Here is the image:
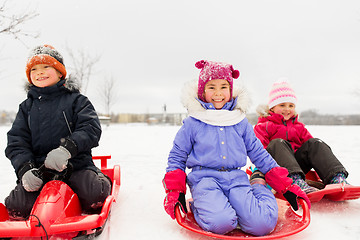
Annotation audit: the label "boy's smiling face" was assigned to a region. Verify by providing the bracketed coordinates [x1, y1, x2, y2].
[203, 79, 231, 109]
[30, 64, 63, 88]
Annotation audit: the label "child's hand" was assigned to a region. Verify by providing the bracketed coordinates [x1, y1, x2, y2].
[44, 146, 71, 172]
[164, 191, 187, 219]
[22, 169, 43, 192]
[162, 169, 187, 219]
[282, 184, 310, 210]
[265, 167, 311, 210]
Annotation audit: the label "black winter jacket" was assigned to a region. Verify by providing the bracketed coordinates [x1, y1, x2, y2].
[5, 78, 101, 179]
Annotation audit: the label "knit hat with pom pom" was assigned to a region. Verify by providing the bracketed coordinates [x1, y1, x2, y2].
[195, 60, 240, 102]
[268, 78, 297, 109]
[25, 44, 67, 84]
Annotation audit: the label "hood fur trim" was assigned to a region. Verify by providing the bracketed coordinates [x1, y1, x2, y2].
[181, 79, 251, 126]
[256, 104, 270, 117]
[181, 79, 251, 113]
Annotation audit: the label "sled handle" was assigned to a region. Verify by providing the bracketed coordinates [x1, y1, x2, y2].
[175, 204, 189, 226]
[297, 198, 311, 224]
[33, 163, 73, 183]
[92, 155, 111, 169]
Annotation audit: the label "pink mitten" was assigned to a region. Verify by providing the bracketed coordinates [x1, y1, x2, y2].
[162, 169, 187, 219]
[265, 167, 311, 210]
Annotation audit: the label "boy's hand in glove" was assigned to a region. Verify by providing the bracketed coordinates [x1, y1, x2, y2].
[162, 169, 187, 219]
[45, 138, 77, 172]
[265, 167, 311, 210]
[22, 169, 43, 192]
[44, 146, 71, 172]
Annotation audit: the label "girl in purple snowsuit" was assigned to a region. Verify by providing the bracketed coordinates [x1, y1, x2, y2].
[162, 60, 310, 236]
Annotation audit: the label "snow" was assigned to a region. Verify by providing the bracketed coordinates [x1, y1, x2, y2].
[0, 124, 360, 239]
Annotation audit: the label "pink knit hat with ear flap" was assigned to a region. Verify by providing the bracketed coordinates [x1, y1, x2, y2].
[268, 78, 297, 109]
[195, 60, 240, 102]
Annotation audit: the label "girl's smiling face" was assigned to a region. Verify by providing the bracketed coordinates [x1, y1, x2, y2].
[30, 64, 63, 88]
[271, 102, 296, 120]
[203, 79, 231, 109]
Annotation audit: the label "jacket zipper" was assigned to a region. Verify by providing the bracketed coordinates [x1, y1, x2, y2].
[283, 120, 288, 141]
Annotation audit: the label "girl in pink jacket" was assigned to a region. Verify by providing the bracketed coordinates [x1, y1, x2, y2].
[254, 79, 349, 193]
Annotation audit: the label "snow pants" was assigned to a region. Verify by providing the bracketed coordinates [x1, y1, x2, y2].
[187, 168, 278, 236]
[266, 138, 348, 184]
[5, 168, 111, 218]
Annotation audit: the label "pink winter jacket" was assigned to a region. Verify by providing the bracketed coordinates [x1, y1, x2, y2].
[254, 111, 313, 152]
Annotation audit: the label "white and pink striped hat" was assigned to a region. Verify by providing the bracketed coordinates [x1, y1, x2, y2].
[268, 78, 297, 109]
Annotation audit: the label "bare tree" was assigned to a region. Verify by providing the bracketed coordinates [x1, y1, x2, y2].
[0, 0, 39, 44]
[0, 1, 39, 78]
[66, 45, 101, 94]
[99, 76, 118, 116]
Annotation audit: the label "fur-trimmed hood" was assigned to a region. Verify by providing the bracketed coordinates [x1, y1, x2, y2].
[256, 104, 271, 117]
[180, 79, 251, 126]
[24, 74, 81, 93]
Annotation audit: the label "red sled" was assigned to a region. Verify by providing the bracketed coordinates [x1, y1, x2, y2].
[175, 198, 310, 240]
[0, 155, 120, 239]
[303, 170, 360, 202]
[246, 167, 360, 203]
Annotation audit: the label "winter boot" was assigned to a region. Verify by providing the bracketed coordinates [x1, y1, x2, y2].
[289, 173, 317, 194]
[250, 170, 266, 186]
[329, 172, 349, 185]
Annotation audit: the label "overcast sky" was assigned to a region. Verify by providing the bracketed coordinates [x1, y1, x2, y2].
[1, 0, 360, 115]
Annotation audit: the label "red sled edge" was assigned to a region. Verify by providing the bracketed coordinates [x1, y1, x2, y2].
[308, 184, 360, 202]
[248, 167, 360, 203]
[175, 198, 310, 240]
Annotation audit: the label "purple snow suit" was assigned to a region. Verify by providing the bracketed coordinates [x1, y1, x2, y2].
[166, 81, 280, 236]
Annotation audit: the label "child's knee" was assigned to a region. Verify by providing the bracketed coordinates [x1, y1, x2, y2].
[204, 211, 238, 235]
[240, 211, 278, 236]
[87, 175, 111, 209]
[5, 200, 33, 219]
[72, 170, 112, 211]
[5, 184, 38, 218]
[248, 218, 276, 236]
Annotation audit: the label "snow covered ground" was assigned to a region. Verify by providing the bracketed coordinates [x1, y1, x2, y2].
[0, 123, 359, 240]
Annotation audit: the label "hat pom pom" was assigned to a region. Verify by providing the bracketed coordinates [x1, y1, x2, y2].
[195, 60, 206, 69]
[43, 44, 55, 49]
[232, 69, 240, 79]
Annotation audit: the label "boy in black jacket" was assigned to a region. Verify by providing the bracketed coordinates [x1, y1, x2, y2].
[4, 45, 111, 218]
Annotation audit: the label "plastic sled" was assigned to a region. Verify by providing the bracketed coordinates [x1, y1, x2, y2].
[274, 170, 360, 203]
[0, 155, 120, 239]
[175, 198, 310, 240]
[246, 167, 360, 203]
[303, 170, 360, 202]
